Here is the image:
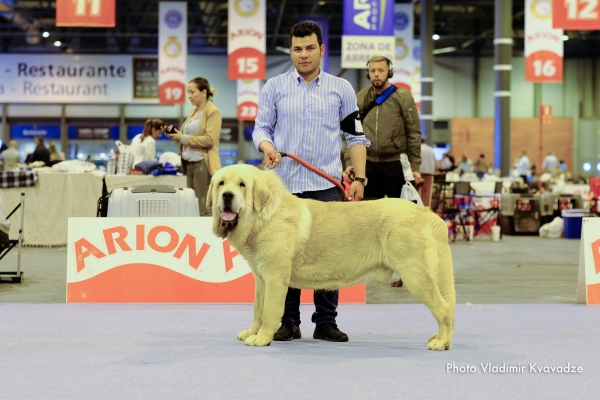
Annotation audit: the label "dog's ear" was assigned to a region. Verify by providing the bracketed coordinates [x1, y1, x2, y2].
[206, 179, 214, 209]
[252, 175, 272, 212]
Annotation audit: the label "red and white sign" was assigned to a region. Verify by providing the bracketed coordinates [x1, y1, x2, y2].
[158, 2, 187, 104]
[56, 0, 115, 27]
[236, 79, 261, 121]
[390, 3, 414, 92]
[553, 0, 600, 30]
[540, 105, 553, 124]
[67, 218, 365, 303]
[525, 0, 564, 83]
[228, 0, 266, 80]
[577, 218, 600, 305]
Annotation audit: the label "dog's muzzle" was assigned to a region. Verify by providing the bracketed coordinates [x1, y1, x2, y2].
[220, 191, 238, 228]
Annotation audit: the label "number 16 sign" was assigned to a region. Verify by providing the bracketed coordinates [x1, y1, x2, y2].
[525, 0, 564, 83]
[228, 0, 266, 80]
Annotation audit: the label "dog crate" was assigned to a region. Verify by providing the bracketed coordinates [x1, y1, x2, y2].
[513, 198, 540, 233]
[107, 185, 199, 217]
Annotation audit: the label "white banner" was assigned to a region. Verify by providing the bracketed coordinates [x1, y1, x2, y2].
[158, 2, 187, 104]
[0, 54, 132, 103]
[236, 79, 261, 121]
[228, 0, 266, 80]
[525, 0, 563, 82]
[390, 3, 414, 92]
[412, 39, 422, 111]
[341, 36, 395, 69]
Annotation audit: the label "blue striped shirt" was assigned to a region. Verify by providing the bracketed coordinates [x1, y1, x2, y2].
[253, 69, 370, 194]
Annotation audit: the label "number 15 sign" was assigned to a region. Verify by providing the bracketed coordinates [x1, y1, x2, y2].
[228, 0, 266, 80]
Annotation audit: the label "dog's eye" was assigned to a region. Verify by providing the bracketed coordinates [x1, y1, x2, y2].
[218, 181, 224, 186]
[240, 182, 245, 187]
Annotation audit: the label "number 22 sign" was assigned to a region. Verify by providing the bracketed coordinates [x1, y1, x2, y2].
[554, 0, 600, 30]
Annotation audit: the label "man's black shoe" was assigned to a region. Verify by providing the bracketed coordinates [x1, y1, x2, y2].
[313, 323, 349, 342]
[273, 322, 301, 341]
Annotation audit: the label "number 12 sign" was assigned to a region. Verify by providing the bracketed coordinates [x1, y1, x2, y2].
[554, 0, 600, 30]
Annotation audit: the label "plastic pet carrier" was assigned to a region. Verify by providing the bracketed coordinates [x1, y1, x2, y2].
[107, 185, 199, 217]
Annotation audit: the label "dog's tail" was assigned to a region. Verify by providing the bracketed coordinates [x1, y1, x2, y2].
[431, 213, 456, 315]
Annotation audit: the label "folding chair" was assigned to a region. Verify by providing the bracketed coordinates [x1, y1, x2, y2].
[472, 181, 502, 239]
[439, 181, 473, 242]
[431, 173, 451, 213]
[0, 193, 25, 283]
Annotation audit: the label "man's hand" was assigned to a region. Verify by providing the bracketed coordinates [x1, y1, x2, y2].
[343, 166, 355, 180]
[166, 128, 182, 143]
[413, 171, 423, 186]
[349, 180, 364, 202]
[259, 141, 282, 169]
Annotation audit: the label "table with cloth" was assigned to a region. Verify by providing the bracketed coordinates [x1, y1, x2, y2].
[0, 170, 104, 246]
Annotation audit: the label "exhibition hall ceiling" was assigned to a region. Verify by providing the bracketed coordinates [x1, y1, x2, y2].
[0, 0, 599, 58]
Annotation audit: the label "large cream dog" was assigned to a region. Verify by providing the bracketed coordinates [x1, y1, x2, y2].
[207, 164, 456, 350]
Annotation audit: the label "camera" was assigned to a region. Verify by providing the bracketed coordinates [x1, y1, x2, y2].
[163, 124, 178, 134]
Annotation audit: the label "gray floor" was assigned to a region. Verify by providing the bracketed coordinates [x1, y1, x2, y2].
[0, 235, 582, 304]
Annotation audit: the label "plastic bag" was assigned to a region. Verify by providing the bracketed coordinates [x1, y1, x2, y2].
[400, 153, 424, 206]
[115, 140, 134, 175]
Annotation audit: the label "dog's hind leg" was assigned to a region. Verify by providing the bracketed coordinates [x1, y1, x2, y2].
[238, 275, 265, 342]
[244, 277, 289, 347]
[390, 246, 454, 350]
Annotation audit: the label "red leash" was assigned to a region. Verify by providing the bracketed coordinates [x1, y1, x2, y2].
[278, 152, 352, 201]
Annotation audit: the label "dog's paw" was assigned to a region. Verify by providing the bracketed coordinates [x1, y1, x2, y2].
[244, 334, 272, 347]
[428, 333, 438, 343]
[427, 338, 451, 351]
[237, 330, 253, 341]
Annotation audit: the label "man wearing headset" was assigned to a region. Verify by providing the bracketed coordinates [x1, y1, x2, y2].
[344, 55, 423, 200]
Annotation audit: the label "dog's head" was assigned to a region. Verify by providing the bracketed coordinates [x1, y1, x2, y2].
[207, 164, 273, 238]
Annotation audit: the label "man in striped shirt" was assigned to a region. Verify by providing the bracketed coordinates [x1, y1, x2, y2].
[253, 21, 370, 343]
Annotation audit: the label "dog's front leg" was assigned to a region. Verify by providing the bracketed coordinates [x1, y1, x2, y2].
[238, 275, 265, 341]
[244, 276, 288, 347]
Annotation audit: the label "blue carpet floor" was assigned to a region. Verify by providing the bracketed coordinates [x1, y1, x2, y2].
[1, 304, 598, 399]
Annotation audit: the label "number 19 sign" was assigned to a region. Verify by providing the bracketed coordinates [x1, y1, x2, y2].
[228, 0, 266, 80]
[525, 0, 564, 83]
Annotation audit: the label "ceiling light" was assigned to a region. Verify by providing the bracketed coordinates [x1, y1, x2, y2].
[54, 41, 61, 47]
[318, 1, 326, 5]
[432, 34, 440, 40]
[433, 46, 457, 55]
[562, 35, 569, 41]
[275, 46, 290, 54]
[596, 162, 600, 171]
[42, 32, 49, 38]
[583, 162, 591, 172]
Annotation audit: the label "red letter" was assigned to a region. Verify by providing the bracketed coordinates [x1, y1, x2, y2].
[173, 234, 210, 270]
[136, 224, 145, 250]
[74, 238, 106, 272]
[102, 226, 132, 255]
[592, 239, 600, 275]
[147, 226, 179, 253]
[223, 240, 239, 273]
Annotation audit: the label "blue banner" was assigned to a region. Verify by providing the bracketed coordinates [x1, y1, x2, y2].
[343, 0, 394, 36]
[10, 125, 61, 140]
[68, 126, 120, 140]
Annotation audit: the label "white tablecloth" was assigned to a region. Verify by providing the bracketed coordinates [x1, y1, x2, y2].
[0, 172, 104, 246]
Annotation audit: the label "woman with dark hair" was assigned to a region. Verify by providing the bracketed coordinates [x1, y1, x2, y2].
[130, 118, 165, 165]
[165, 76, 222, 216]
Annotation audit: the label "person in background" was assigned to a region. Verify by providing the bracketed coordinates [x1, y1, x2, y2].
[438, 152, 455, 173]
[131, 118, 165, 166]
[49, 141, 65, 164]
[0, 140, 21, 170]
[455, 155, 474, 176]
[542, 151, 560, 175]
[253, 21, 368, 343]
[515, 150, 531, 183]
[559, 160, 567, 172]
[166, 77, 222, 216]
[344, 55, 422, 199]
[474, 153, 488, 180]
[30, 136, 51, 166]
[420, 139, 437, 175]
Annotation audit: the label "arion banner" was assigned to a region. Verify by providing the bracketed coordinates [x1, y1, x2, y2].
[390, 3, 414, 92]
[577, 218, 600, 305]
[525, 0, 564, 83]
[553, 0, 600, 30]
[228, 0, 266, 80]
[67, 218, 365, 303]
[158, 1, 187, 104]
[237, 79, 261, 121]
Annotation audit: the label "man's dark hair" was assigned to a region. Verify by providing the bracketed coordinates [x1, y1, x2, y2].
[289, 21, 323, 47]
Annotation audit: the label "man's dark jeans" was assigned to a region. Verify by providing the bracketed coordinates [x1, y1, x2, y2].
[281, 186, 341, 327]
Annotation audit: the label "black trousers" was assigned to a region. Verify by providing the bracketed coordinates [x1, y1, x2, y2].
[281, 186, 341, 327]
[363, 160, 407, 200]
